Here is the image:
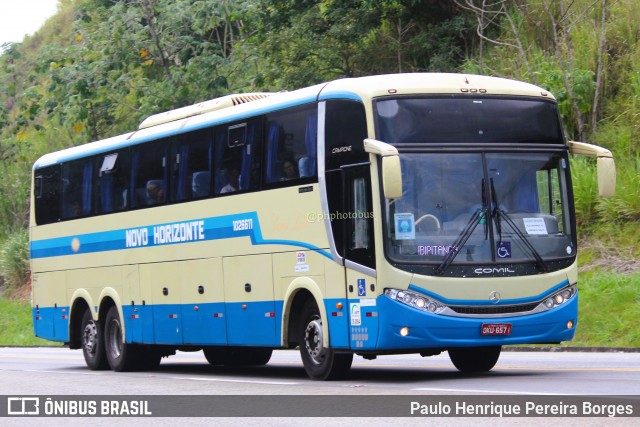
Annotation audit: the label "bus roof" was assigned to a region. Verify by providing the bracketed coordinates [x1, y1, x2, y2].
[33, 73, 554, 169]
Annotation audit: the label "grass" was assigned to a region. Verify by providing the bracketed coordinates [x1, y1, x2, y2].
[0, 297, 61, 346]
[572, 271, 640, 347]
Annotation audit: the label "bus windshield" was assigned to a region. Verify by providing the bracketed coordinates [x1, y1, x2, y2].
[386, 153, 575, 270]
[375, 97, 563, 145]
[382, 146, 574, 269]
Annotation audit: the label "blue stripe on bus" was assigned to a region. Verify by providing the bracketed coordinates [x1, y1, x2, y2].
[30, 212, 333, 260]
[408, 279, 570, 306]
[34, 298, 351, 348]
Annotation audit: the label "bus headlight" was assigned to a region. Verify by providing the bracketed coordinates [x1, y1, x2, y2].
[543, 285, 577, 310]
[384, 289, 445, 314]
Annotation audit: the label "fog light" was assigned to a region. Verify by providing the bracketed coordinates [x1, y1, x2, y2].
[400, 327, 409, 337]
[567, 320, 574, 329]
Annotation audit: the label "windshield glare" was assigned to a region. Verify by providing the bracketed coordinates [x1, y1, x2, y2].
[384, 152, 574, 266]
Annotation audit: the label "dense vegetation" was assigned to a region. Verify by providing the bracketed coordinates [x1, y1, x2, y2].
[0, 0, 638, 345]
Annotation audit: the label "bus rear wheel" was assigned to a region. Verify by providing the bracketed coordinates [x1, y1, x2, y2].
[104, 306, 143, 372]
[80, 309, 109, 370]
[448, 346, 501, 373]
[298, 300, 352, 380]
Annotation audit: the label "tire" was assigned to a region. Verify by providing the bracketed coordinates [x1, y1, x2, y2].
[298, 300, 352, 380]
[448, 346, 501, 373]
[104, 306, 142, 372]
[80, 309, 109, 370]
[204, 348, 272, 366]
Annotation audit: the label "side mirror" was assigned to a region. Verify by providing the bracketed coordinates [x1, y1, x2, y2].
[568, 141, 616, 198]
[364, 139, 403, 199]
[597, 156, 616, 198]
[381, 156, 403, 199]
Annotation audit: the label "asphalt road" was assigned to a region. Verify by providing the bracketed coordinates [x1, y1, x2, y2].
[0, 346, 638, 426]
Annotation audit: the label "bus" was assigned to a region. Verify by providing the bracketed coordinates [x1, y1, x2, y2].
[30, 73, 616, 380]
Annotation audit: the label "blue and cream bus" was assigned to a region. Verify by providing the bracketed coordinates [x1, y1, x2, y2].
[30, 73, 615, 380]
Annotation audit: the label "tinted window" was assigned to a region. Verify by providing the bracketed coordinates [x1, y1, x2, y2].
[375, 97, 563, 145]
[325, 100, 368, 170]
[174, 130, 212, 201]
[214, 120, 261, 194]
[61, 160, 93, 219]
[131, 141, 168, 207]
[34, 165, 60, 225]
[264, 104, 317, 183]
[97, 151, 130, 213]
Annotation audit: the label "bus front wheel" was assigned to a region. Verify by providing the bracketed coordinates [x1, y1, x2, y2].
[298, 300, 352, 380]
[80, 309, 109, 370]
[448, 346, 501, 373]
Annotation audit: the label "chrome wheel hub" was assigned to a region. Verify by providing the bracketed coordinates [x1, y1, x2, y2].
[304, 317, 325, 364]
[82, 321, 98, 355]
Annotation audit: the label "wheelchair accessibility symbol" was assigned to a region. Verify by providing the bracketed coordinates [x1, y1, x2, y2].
[497, 241, 511, 258]
[357, 279, 366, 296]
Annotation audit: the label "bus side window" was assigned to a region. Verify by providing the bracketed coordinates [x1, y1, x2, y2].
[61, 160, 93, 220]
[174, 129, 212, 201]
[34, 165, 61, 225]
[264, 104, 317, 184]
[324, 100, 367, 170]
[131, 141, 168, 207]
[214, 120, 261, 194]
[98, 151, 130, 213]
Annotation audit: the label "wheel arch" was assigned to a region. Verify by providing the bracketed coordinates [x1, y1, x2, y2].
[97, 288, 122, 339]
[281, 277, 328, 348]
[68, 289, 94, 349]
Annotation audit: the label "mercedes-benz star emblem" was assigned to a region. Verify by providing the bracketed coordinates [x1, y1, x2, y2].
[490, 291, 501, 304]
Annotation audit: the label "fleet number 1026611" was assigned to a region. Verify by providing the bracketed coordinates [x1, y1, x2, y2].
[232, 218, 253, 231]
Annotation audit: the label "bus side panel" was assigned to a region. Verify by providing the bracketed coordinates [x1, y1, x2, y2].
[180, 258, 227, 345]
[224, 254, 278, 346]
[120, 264, 143, 342]
[143, 262, 183, 345]
[346, 270, 379, 350]
[32, 271, 67, 342]
[323, 259, 349, 349]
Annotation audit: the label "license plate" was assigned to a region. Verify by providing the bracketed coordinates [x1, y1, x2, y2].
[481, 323, 512, 335]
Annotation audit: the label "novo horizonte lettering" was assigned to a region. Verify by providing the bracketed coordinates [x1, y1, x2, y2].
[125, 220, 205, 248]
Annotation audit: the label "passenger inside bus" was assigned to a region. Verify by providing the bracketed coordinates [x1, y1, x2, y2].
[145, 180, 165, 204]
[220, 168, 240, 193]
[281, 159, 298, 180]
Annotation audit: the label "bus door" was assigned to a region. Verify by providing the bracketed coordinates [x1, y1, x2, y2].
[341, 164, 379, 350]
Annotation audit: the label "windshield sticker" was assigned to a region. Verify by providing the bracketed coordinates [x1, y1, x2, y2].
[394, 213, 415, 240]
[497, 241, 512, 258]
[523, 217, 548, 235]
[418, 245, 454, 256]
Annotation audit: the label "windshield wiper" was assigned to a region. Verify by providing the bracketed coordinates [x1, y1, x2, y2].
[490, 178, 548, 272]
[434, 179, 488, 276]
